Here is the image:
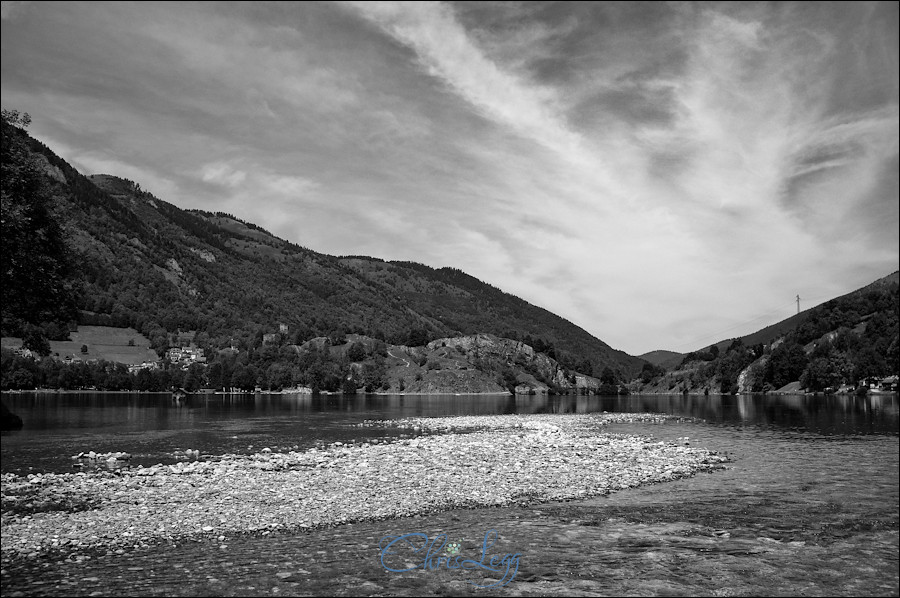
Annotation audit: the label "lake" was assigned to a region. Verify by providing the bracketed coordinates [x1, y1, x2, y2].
[1, 392, 898, 596]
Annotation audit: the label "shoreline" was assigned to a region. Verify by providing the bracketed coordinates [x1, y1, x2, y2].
[0, 413, 728, 560]
[1, 389, 516, 396]
[6, 388, 894, 397]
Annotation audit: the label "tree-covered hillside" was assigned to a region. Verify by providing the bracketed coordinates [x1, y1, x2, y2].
[0, 115, 643, 381]
[1, 111, 78, 335]
[635, 272, 899, 394]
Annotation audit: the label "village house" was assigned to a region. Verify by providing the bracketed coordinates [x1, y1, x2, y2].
[861, 376, 899, 392]
[166, 347, 206, 365]
[127, 361, 160, 375]
[878, 375, 898, 392]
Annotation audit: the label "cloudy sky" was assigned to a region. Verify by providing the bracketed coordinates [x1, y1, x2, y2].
[2, 1, 898, 355]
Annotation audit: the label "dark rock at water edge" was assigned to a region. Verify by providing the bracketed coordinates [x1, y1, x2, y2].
[1, 400, 24, 430]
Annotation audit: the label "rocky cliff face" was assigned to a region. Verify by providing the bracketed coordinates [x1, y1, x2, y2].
[418, 333, 598, 394]
[429, 334, 559, 379]
[399, 369, 507, 394]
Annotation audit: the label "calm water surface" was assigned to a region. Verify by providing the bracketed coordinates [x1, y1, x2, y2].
[1, 392, 898, 596]
[2, 392, 896, 474]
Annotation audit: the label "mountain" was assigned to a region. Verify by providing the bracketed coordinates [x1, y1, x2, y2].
[634, 271, 899, 394]
[0, 117, 644, 385]
[638, 350, 684, 370]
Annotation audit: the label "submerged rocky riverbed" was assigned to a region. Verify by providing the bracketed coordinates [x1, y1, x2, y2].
[1, 413, 727, 561]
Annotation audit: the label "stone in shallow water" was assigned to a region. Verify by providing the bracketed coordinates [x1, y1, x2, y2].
[275, 570, 309, 582]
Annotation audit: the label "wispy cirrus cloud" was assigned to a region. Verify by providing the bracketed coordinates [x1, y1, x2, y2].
[341, 1, 898, 352]
[343, 2, 587, 160]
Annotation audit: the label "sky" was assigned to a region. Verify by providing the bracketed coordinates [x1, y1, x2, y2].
[2, 1, 898, 356]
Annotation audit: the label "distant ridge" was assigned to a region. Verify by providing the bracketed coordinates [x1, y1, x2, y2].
[638, 350, 684, 370]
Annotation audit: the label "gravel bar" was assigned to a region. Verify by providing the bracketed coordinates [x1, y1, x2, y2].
[1, 413, 727, 560]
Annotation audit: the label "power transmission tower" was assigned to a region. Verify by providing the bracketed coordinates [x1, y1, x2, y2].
[796, 295, 800, 314]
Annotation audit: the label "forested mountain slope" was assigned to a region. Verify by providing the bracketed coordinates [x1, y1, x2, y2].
[1, 118, 643, 379]
[634, 271, 899, 394]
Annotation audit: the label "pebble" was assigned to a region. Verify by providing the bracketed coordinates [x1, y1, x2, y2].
[1, 413, 727, 559]
[71, 452, 131, 462]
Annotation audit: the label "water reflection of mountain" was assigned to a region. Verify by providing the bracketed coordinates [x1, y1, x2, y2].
[2, 392, 897, 436]
[455, 393, 898, 435]
[603, 394, 899, 435]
